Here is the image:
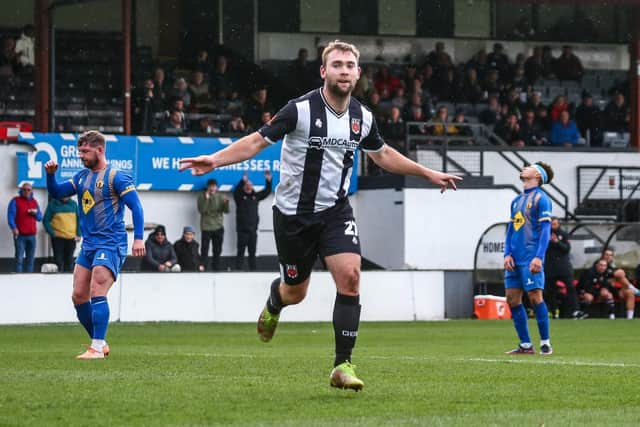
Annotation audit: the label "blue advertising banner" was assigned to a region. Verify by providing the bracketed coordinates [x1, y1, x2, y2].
[16, 133, 359, 193]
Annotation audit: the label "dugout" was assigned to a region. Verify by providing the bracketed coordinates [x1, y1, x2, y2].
[473, 221, 640, 317]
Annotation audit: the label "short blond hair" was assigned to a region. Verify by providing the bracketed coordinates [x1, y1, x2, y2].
[321, 40, 360, 66]
[77, 130, 105, 148]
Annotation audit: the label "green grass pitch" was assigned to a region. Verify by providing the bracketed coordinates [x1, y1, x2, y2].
[1, 320, 639, 426]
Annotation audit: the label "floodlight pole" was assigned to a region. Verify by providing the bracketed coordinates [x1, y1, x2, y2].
[123, 0, 132, 135]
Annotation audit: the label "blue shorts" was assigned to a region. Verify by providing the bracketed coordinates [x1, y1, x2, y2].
[505, 265, 545, 292]
[76, 247, 127, 280]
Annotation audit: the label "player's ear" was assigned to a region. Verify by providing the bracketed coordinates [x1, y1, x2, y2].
[319, 64, 326, 80]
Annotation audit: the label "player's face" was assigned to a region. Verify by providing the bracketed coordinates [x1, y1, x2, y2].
[519, 167, 539, 189]
[321, 49, 360, 97]
[78, 144, 103, 170]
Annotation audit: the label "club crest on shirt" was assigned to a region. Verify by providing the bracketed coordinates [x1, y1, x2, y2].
[315, 118, 323, 128]
[286, 264, 298, 279]
[526, 202, 532, 209]
[513, 211, 525, 231]
[351, 118, 361, 134]
[96, 180, 104, 189]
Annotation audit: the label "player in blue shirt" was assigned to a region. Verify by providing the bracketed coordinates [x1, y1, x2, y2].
[503, 162, 554, 355]
[45, 131, 145, 359]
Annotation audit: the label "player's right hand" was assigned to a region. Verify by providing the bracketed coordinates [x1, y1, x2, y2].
[44, 160, 58, 174]
[178, 155, 215, 176]
[504, 255, 515, 272]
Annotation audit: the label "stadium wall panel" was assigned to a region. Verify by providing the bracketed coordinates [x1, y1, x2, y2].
[0, 271, 444, 324]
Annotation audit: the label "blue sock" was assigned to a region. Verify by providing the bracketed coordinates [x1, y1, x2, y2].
[511, 304, 531, 345]
[534, 302, 550, 341]
[74, 301, 93, 338]
[90, 296, 110, 340]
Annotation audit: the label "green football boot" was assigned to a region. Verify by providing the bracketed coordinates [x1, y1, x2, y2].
[257, 306, 279, 342]
[329, 362, 364, 392]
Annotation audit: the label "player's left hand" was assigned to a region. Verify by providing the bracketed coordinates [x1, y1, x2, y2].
[178, 155, 215, 176]
[132, 239, 145, 257]
[427, 170, 463, 193]
[529, 257, 542, 274]
[264, 169, 272, 181]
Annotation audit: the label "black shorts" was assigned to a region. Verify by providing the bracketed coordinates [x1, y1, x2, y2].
[273, 199, 361, 285]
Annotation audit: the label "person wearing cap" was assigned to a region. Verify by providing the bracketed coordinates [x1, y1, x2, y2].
[197, 178, 229, 271]
[141, 225, 179, 272]
[503, 162, 555, 356]
[174, 226, 204, 272]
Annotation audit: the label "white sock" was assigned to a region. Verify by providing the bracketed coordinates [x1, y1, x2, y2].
[627, 310, 634, 320]
[91, 339, 106, 352]
[521, 342, 532, 349]
[540, 339, 551, 347]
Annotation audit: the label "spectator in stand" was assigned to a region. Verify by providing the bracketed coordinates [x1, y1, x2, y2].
[403, 63, 418, 94]
[550, 110, 580, 147]
[134, 78, 161, 134]
[161, 109, 187, 135]
[541, 46, 556, 79]
[510, 66, 530, 94]
[288, 48, 311, 94]
[391, 86, 407, 110]
[524, 46, 545, 83]
[403, 92, 432, 122]
[382, 106, 406, 153]
[421, 64, 437, 97]
[535, 106, 552, 141]
[436, 67, 462, 102]
[461, 67, 485, 104]
[549, 95, 569, 122]
[210, 55, 235, 97]
[578, 258, 616, 319]
[426, 41, 453, 77]
[482, 69, 503, 98]
[225, 114, 247, 134]
[141, 225, 179, 272]
[603, 92, 630, 133]
[487, 43, 510, 79]
[173, 225, 204, 272]
[496, 113, 524, 147]
[245, 87, 273, 131]
[555, 45, 583, 81]
[504, 88, 524, 120]
[524, 91, 544, 113]
[43, 196, 80, 273]
[407, 106, 429, 148]
[193, 49, 213, 76]
[450, 110, 474, 145]
[374, 65, 401, 98]
[169, 77, 191, 109]
[306, 44, 325, 89]
[234, 171, 272, 271]
[0, 37, 18, 77]
[198, 179, 229, 271]
[7, 183, 42, 273]
[479, 95, 503, 129]
[466, 49, 489, 82]
[152, 67, 169, 107]
[353, 64, 374, 100]
[544, 217, 582, 319]
[367, 91, 384, 122]
[15, 25, 35, 70]
[575, 92, 602, 146]
[188, 70, 211, 109]
[429, 106, 458, 145]
[519, 109, 546, 146]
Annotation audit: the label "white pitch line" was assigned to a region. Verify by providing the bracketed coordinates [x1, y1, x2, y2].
[138, 352, 640, 368]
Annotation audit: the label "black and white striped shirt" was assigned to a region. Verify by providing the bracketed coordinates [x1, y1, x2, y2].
[259, 88, 385, 215]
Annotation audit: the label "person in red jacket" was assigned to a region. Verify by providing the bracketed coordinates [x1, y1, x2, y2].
[7, 182, 42, 272]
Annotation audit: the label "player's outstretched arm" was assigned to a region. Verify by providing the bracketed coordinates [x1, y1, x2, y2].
[367, 145, 462, 193]
[179, 132, 270, 176]
[44, 160, 76, 199]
